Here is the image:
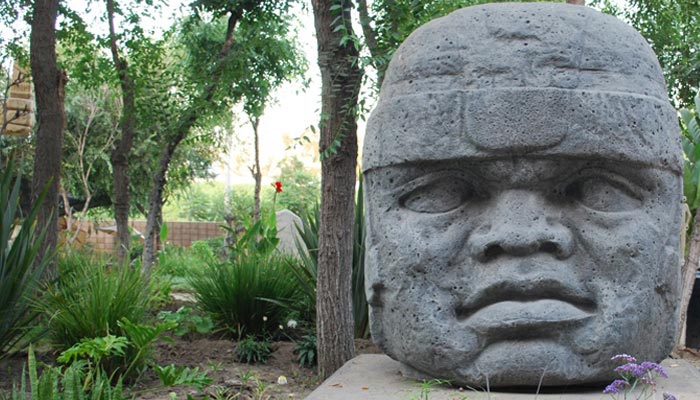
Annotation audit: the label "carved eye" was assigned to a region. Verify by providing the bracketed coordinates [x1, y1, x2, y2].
[565, 175, 642, 212]
[400, 176, 476, 213]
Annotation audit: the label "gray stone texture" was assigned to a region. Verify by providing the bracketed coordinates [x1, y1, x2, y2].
[305, 355, 700, 399]
[275, 209, 307, 257]
[362, 3, 683, 388]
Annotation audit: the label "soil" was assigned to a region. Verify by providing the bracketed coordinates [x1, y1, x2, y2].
[0, 334, 381, 400]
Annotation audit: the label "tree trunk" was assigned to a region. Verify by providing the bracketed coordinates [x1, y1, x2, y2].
[251, 116, 262, 223]
[142, 139, 181, 279]
[107, 0, 137, 263]
[30, 0, 64, 278]
[677, 210, 700, 350]
[311, 0, 363, 379]
[141, 9, 242, 278]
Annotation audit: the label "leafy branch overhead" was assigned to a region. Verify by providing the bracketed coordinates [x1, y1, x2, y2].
[682, 92, 700, 211]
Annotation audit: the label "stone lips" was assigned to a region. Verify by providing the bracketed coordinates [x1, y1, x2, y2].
[362, 3, 681, 173]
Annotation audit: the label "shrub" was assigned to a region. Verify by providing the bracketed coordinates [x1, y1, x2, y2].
[293, 334, 317, 368]
[0, 165, 49, 360]
[56, 318, 175, 382]
[189, 252, 299, 338]
[8, 345, 126, 400]
[189, 238, 224, 264]
[34, 250, 152, 377]
[155, 245, 197, 279]
[157, 306, 214, 338]
[234, 335, 273, 364]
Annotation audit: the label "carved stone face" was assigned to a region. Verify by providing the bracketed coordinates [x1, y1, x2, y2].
[363, 3, 683, 387]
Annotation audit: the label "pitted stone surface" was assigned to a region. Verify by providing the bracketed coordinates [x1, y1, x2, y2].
[306, 355, 700, 399]
[362, 3, 683, 388]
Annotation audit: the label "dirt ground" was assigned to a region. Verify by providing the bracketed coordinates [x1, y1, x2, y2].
[0, 336, 381, 399]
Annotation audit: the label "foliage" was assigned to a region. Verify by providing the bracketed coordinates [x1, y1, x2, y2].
[274, 156, 320, 215]
[293, 334, 317, 368]
[7, 345, 127, 400]
[288, 177, 368, 337]
[284, 204, 319, 326]
[163, 181, 312, 224]
[227, 210, 279, 261]
[61, 84, 120, 213]
[152, 364, 212, 391]
[157, 307, 215, 338]
[234, 336, 273, 364]
[592, 0, 700, 109]
[189, 251, 298, 338]
[407, 379, 458, 400]
[7, 331, 210, 400]
[681, 90, 700, 212]
[55, 317, 176, 382]
[34, 250, 152, 377]
[189, 237, 226, 264]
[0, 163, 49, 360]
[155, 245, 203, 279]
[167, 181, 229, 222]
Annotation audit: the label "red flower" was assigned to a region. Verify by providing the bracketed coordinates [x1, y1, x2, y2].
[274, 181, 283, 193]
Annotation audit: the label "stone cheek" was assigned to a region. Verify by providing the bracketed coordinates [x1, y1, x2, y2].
[363, 162, 681, 387]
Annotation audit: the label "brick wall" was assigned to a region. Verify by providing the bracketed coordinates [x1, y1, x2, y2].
[85, 220, 226, 253]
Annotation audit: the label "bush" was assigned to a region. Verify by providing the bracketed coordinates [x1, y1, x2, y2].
[293, 334, 317, 368]
[189, 252, 299, 338]
[234, 335, 273, 364]
[0, 166, 49, 360]
[157, 306, 214, 338]
[8, 346, 127, 400]
[34, 250, 152, 377]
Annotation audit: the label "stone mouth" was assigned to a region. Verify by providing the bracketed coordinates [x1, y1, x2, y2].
[454, 278, 597, 329]
[458, 299, 596, 335]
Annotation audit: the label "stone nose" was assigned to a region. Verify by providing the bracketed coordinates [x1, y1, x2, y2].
[467, 190, 574, 262]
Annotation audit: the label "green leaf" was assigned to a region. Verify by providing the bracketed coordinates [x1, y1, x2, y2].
[160, 221, 169, 244]
[693, 165, 700, 211]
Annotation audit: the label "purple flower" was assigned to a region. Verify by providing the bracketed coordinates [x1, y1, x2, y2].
[611, 354, 638, 364]
[638, 376, 656, 386]
[639, 361, 668, 378]
[614, 363, 645, 377]
[603, 379, 631, 394]
[663, 392, 678, 400]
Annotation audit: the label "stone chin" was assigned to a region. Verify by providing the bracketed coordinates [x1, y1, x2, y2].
[368, 284, 674, 387]
[364, 239, 679, 387]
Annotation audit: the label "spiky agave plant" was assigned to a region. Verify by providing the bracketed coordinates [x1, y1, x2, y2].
[0, 164, 50, 359]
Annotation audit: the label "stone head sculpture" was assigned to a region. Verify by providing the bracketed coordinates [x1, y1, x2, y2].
[362, 3, 682, 387]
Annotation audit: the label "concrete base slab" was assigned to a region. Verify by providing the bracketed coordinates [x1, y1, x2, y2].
[306, 355, 700, 399]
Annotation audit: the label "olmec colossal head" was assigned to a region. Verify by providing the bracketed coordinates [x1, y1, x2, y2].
[363, 3, 682, 387]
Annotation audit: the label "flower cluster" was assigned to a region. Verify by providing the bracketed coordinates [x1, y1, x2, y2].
[273, 181, 283, 193]
[603, 354, 675, 399]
